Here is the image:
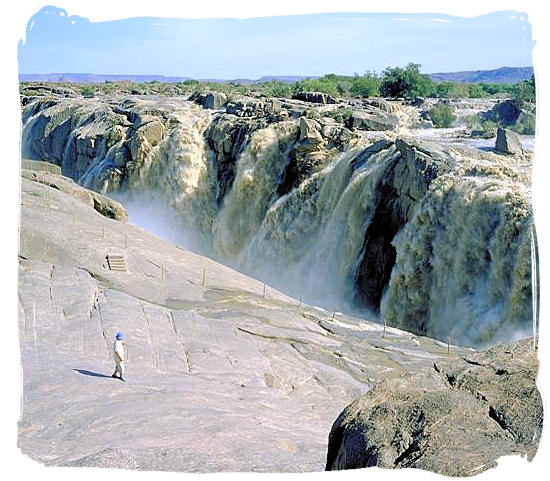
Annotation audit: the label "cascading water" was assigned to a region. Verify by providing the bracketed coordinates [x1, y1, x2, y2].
[382, 171, 534, 347]
[20, 96, 535, 347]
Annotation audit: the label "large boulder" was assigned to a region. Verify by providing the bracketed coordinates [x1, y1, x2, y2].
[298, 117, 324, 147]
[326, 338, 542, 476]
[127, 116, 166, 165]
[293, 91, 337, 104]
[192, 92, 227, 110]
[495, 128, 522, 155]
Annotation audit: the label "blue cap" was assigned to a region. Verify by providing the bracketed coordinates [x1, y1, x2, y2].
[116, 332, 124, 340]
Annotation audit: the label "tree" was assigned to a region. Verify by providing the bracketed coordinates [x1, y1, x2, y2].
[512, 74, 536, 106]
[264, 80, 292, 98]
[379, 63, 435, 98]
[350, 72, 380, 97]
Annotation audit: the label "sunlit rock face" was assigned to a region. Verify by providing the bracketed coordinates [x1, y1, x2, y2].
[21, 93, 535, 347]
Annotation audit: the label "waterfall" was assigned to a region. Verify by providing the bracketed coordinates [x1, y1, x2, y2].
[381, 167, 533, 347]
[20, 97, 534, 347]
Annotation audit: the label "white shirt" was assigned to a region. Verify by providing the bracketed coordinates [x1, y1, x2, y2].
[113, 339, 125, 360]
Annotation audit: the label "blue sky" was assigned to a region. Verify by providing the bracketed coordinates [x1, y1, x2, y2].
[17, 6, 534, 78]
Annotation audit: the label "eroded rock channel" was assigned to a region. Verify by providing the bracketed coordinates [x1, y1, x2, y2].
[21, 92, 535, 347]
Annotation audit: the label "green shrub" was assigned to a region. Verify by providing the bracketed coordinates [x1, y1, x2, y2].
[428, 103, 456, 128]
[465, 114, 481, 131]
[262, 80, 293, 98]
[294, 77, 339, 97]
[467, 84, 486, 98]
[512, 112, 536, 135]
[81, 85, 95, 98]
[480, 119, 499, 136]
[325, 108, 353, 124]
[305, 109, 321, 120]
[512, 75, 536, 107]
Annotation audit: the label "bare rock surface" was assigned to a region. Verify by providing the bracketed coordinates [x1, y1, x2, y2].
[21, 160, 127, 221]
[325, 338, 542, 476]
[18, 168, 472, 472]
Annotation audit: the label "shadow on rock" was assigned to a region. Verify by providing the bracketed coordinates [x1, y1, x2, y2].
[74, 369, 112, 379]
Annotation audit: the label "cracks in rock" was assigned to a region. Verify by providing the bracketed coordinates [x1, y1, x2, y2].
[235, 326, 307, 345]
[92, 287, 111, 359]
[433, 362, 457, 389]
[463, 357, 484, 367]
[48, 265, 54, 302]
[488, 406, 515, 440]
[434, 362, 517, 440]
[393, 410, 427, 468]
[166, 311, 191, 373]
[140, 303, 161, 373]
[394, 438, 426, 468]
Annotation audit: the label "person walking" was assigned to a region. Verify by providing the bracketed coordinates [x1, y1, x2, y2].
[112, 332, 127, 381]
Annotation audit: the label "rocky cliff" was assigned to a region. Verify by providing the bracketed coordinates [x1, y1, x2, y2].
[20, 93, 535, 347]
[325, 338, 542, 476]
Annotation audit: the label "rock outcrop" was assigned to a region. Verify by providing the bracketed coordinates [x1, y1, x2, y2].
[192, 91, 227, 110]
[326, 338, 542, 476]
[293, 91, 337, 104]
[484, 99, 522, 126]
[21, 160, 127, 221]
[354, 139, 452, 312]
[345, 106, 400, 131]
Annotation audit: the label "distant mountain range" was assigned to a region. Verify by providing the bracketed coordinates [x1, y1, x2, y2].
[20, 67, 533, 85]
[18, 73, 320, 85]
[428, 66, 533, 84]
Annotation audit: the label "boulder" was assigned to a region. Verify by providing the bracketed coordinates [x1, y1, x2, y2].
[202, 92, 227, 110]
[299, 117, 323, 144]
[326, 338, 542, 476]
[345, 107, 399, 131]
[363, 98, 400, 113]
[495, 128, 522, 155]
[293, 91, 337, 104]
[485, 99, 522, 125]
[128, 118, 166, 164]
[226, 99, 267, 117]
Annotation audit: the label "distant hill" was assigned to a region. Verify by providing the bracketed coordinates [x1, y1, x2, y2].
[19, 73, 317, 84]
[429, 66, 533, 84]
[19, 73, 191, 84]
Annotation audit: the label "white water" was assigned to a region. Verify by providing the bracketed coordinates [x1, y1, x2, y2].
[382, 164, 534, 347]
[21, 98, 535, 346]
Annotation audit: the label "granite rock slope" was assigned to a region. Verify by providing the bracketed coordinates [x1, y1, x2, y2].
[19, 162, 466, 472]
